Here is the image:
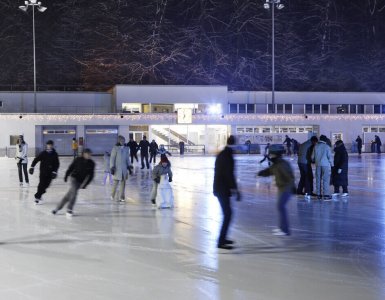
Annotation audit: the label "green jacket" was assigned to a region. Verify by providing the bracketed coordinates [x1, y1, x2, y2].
[258, 158, 295, 193]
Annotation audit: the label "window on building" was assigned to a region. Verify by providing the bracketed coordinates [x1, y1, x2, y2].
[313, 104, 320, 114]
[229, 104, 237, 113]
[382, 105, 385, 114]
[246, 104, 255, 114]
[238, 104, 246, 113]
[305, 104, 312, 114]
[268, 104, 274, 114]
[358, 105, 365, 114]
[284, 104, 292, 114]
[293, 104, 304, 114]
[365, 105, 373, 114]
[350, 105, 357, 114]
[374, 105, 381, 114]
[371, 127, 378, 132]
[322, 104, 329, 114]
[337, 105, 348, 114]
[276, 104, 284, 114]
[256, 104, 266, 114]
[0, 101, 3, 108]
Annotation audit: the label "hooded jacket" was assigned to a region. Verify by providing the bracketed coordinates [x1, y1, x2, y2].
[31, 149, 60, 176]
[312, 141, 333, 167]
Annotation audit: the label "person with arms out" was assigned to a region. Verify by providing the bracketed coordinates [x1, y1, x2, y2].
[127, 137, 139, 164]
[138, 136, 150, 169]
[258, 144, 295, 236]
[15, 135, 29, 187]
[213, 135, 241, 250]
[52, 149, 95, 217]
[283, 135, 292, 156]
[356, 135, 363, 156]
[259, 143, 271, 165]
[29, 140, 60, 205]
[151, 156, 173, 208]
[311, 135, 334, 201]
[110, 136, 132, 203]
[332, 140, 349, 198]
[149, 139, 159, 164]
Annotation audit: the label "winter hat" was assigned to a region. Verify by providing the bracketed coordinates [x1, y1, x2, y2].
[319, 135, 328, 142]
[46, 140, 54, 145]
[161, 156, 168, 163]
[227, 135, 236, 145]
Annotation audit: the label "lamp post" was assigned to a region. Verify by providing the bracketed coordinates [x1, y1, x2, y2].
[19, 1, 47, 113]
[264, 0, 284, 114]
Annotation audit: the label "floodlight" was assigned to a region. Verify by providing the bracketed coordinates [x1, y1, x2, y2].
[37, 6, 47, 12]
[25, 1, 28, 5]
[264, 3, 270, 9]
[19, 5, 28, 11]
[30, 0, 37, 4]
[277, 4, 285, 9]
[208, 104, 222, 115]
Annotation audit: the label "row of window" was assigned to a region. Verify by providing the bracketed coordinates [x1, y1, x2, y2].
[236, 126, 317, 134]
[229, 104, 385, 114]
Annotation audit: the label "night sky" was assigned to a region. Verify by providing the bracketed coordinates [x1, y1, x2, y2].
[1, 0, 385, 92]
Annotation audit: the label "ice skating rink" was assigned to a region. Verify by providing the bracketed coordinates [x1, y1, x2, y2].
[0, 154, 384, 300]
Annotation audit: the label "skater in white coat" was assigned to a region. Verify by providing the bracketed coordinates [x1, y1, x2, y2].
[151, 156, 173, 208]
[15, 135, 29, 187]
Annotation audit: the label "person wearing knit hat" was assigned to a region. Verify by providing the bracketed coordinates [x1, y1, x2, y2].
[151, 156, 173, 208]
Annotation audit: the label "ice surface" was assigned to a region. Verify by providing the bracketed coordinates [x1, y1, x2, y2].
[0, 154, 384, 300]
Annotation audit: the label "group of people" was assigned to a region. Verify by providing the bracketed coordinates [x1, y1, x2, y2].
[15, 134, 175, 216]
[283, 135, 299, 156]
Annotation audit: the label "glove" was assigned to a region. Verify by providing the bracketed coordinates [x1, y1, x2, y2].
[64, 176, 68, 183]
[236, 190, 242, 202]
[81, 185, 87, 189]
[154, 178, 160, 184]
[338, 169, 342, 174]
[51, 172, 57, 179]
[169, 177, 172, 183]
[110, 167, 116, 175]
[29, 167, 34, 175]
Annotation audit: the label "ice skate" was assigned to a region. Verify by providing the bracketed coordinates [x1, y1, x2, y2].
[341, 193, 349, 197]
[66, 211, 73, 217]
[273, 229, 290, 236]
[19, 182, 23, 187]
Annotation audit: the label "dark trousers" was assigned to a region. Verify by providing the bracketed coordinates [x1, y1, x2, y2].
[277, 189, 291, 234]
[73, 150, 77, 159]
[150, 152, 157, 164]
[297, 163, 313, 194]
[130, 152, 138, 163]
[287, 146, 292, 156]
[217, 194, 232, 245]
[56, 178, 81, 212]
[334, 185, 348, 193]
[35, 175, 53, 200]
[377, 144, 382, 154]
[17, 163, 29, 183]
[358, 147, 362, 155]
[141, 154, 149, 168]
[260, 155, 269, 163]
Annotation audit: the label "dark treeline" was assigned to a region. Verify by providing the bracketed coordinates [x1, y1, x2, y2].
[0, 0, 384, 91]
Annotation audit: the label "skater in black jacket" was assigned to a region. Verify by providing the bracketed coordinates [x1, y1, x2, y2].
[52, 149, 95, 216]
[29, 140, 60, 204]
[127, 138, 139, 164]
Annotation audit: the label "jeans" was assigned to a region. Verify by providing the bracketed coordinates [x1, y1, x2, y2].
[297, 163, 313, 194]
[277, 189, 292, 234]
[141, 154, 149, 169]
[35, 175, 53, 200]
[217, 194, 232, 245]
[315, 166, 331, 196]
[56, 178, 81, 212]
[111, 179, 126, 200]
[150, 153, 157, 164]
[17, 163, 29, 183]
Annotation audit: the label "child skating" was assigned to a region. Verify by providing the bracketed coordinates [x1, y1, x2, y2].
[151, 156, 173, 209]
[258, 144, 295, 236]
[52, 149, 95, 217]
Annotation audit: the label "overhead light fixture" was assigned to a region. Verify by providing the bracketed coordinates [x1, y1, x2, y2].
[19, 5, 28, 11]
[208, 104, 222, 115]
[37, 6, 47, 12]
[264, 3, 270, 9]
[277, 4, 285, 9]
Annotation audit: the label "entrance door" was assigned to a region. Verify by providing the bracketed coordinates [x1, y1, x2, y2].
[42, 126, 76, 156]
[85, 126, 118, 155]
[331, 133, 343, 145]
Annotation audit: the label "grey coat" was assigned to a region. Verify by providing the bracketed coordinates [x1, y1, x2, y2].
[312, 141, 333, 167]
[297, 140, 312, 164]
[110, 145, 131, 181]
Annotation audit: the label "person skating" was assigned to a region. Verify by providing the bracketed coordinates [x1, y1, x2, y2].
[297, 137, 313, 199]
[151, 156, 173, 208]
[158, 144, 172, 165]
[138, 136, 150, 169]
[149, 140, 159, 164]
[311, 135, 334, 201]
[102, 151, 113, 185]
[375, 135, 382, 154]
[332, 140, 349, 198]
[305, 136, 318, 199]
[258, 144, 295, 236]
[110, 136, 132, 202]
[356, 135, 363, 155]
[127, 137, 139, 164]
[15, 135, 29, 187]
[213, 135, 241, 250]
[52, 149, 95, 217]
[283, 135, 292, 156]
[29, 140, 60, 205]
[259, 143, 271, 165]
[179, 141, 185, 155]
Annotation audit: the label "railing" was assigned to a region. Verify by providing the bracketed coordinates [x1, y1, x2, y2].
[163, 144, 205, 155]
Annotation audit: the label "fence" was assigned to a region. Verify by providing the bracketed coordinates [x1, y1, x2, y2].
[163, 144, 206, 155]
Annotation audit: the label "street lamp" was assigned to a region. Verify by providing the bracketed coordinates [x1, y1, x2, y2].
[264, 0, 284, 114]
[19, 1, 47, 113]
